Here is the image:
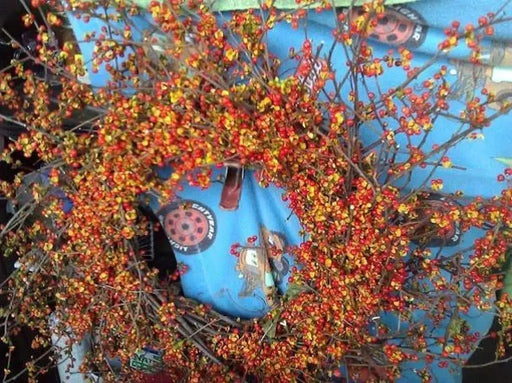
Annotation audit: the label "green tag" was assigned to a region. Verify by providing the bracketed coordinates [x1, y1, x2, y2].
[130, 348, 164, 374]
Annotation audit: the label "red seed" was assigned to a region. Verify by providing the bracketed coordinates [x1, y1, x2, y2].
[485, 25, 495, 36]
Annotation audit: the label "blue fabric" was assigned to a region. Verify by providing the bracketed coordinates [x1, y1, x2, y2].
[65, 1, 512, 380]
[148, 167, 301, 318]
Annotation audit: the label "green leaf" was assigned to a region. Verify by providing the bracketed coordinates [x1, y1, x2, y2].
[447, 314, 468, 339]
[283, 283, 307, 300]
[262, 317, 278, 339]
[502, 248, 512, 299]
[495, 157, 512, 168]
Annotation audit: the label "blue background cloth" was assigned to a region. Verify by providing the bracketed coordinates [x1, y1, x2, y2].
[66, 1, 512, 380]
